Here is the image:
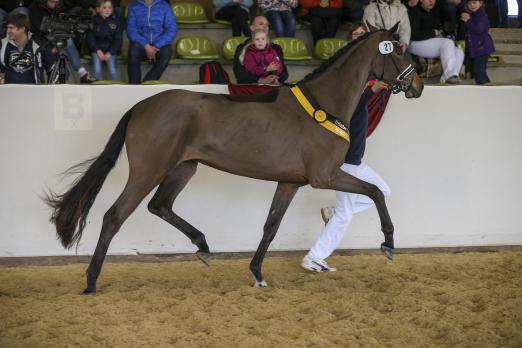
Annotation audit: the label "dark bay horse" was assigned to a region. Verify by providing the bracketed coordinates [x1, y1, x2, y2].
[46, 25, 423, 293]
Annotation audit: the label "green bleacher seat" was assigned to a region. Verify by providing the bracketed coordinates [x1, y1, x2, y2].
[92, 80, 127, 85]
[222, 36, 249, 60]
[211, 8, 231, 25]
[272, 37, 312, 60]
[176, 36, 220, 59]
[141, 80, 172, 85]
[172, 3, 209, 24]
[315, 38, 348, 60]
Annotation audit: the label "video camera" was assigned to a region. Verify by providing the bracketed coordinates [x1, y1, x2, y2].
[40, 12, 93, 48]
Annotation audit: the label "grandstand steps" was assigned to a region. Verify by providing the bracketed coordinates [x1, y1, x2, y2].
[98, 26, 522, 85]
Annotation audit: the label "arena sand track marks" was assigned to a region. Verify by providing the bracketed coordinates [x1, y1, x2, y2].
[0, 251, 521, 347]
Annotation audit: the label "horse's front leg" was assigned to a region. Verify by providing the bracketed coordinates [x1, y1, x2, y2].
[250, 183, 301, 288]
[312, 167, 395, 259]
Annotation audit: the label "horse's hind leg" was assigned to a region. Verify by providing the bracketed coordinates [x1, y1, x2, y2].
[84, 175, 163, 295]
[316, 167, 394, 259]
[147, 161, 211, 264]
[250, 183, 300, 288]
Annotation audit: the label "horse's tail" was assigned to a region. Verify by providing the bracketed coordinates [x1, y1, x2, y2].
[45, 109, 133, 249]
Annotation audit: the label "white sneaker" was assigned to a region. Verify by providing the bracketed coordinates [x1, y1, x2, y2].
[320, 206, 336, 225]
[301, 255, 337, 272]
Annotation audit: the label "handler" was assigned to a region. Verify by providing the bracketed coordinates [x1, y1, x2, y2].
[302, 80, 391, 272]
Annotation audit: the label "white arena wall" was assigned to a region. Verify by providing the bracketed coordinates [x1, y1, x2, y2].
[0, 84, 521, 257]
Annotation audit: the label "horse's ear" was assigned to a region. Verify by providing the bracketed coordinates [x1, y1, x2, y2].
[365, 21, 379, 33]
[388, 22, 400, 36]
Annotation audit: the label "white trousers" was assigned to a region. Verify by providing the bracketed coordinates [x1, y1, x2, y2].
[308, 163, 390, 260]
[408, 37, 464, 82]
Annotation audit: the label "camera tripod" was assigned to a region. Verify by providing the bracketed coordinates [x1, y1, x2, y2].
[48, 43, 74, 84]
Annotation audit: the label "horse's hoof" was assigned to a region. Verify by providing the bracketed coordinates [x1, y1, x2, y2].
[253, 280, 268, 288]
[81, 288, 96, 295]
[196, 251, 210, 266]
[380, 244, 394, 260]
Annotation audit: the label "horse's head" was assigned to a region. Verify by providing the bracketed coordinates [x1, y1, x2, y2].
[367, 23, 423, 98]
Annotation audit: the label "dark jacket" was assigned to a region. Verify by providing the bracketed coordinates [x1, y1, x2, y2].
[0, 34, 44, 84]
[126, 0, 177, 49]
[28, 0, 64, 47]
[234, 39, 288, 83]
[85, 14, 122, 55]
[1, 0, 33, 12]
[345, 88, 374, 165]
[407, 4, 442, 41]
[462, 7, 494, 58]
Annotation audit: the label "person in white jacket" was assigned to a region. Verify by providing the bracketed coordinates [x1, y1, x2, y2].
[363, 0, 410, 52]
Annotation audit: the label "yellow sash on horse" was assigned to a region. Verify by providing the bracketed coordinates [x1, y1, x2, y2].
[290, 84, 350, 143]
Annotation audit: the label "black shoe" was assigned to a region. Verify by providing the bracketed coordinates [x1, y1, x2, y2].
[80, 72, 97, 84]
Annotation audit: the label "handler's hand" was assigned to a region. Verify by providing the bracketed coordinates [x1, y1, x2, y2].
[371, 80, 390, 93]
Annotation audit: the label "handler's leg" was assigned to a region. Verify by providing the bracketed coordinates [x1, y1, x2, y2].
[305, 163, 390, 270]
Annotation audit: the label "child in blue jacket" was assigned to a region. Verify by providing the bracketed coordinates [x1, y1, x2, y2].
[460, 0, 495, 85]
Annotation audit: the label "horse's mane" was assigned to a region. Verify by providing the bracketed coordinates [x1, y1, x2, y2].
[299, 31, 381, 83]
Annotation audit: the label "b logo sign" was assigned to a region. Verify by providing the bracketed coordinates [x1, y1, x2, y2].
[54, 86, 92, 130]
[379, 41, 394, 55]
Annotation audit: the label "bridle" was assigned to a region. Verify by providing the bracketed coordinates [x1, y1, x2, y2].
[377, 41, 415, 94]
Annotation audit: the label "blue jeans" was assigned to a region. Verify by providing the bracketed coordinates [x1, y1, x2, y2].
[472, 55, 490, 85]
[497, 0, 509, 27]
[91, 53, 118, 80]
[127, 42, 172, 84]
[64, 38, 83, 72]
[518, 0, 522, 27]
[265, 10, 296, 37]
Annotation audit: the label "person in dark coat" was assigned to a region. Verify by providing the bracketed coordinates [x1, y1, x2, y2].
[0, 13, 45, 84]
[460, 0, 494, 84]
[85, 0, 122, 80]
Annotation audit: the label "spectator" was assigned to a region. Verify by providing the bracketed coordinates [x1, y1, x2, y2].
[343, 0, 367, 22]
[301, 80, 391, 273]
[0, 13, 46, 83]
[460, 0, 494, 84]
[300, 0, 343, 44]
[363, 0, 411, 52]
[29, 0, 96, 83]
[85, 0, 122, 80]
[257, 0, 298, 37]
[240, 29, 284, 82]
[1, 1, 33, 38]
[233, 15, 288, 84]
[407, 0, 464, 83]
[348, 20, 367, 40]
[214, 0, 253, 37]
[126, 0, 176, 84]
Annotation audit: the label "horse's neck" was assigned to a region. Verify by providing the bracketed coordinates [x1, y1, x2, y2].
[304, 45, 375, 125]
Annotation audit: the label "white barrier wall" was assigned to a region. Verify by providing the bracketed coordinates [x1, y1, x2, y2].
[0, 85, 521, 257]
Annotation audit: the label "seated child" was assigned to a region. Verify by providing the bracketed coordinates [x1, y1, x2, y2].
[240, 29, 284, 84]
[85, 0, 122, 81]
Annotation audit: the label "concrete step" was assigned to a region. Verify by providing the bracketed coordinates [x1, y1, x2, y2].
[495, 43, 522, 53]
